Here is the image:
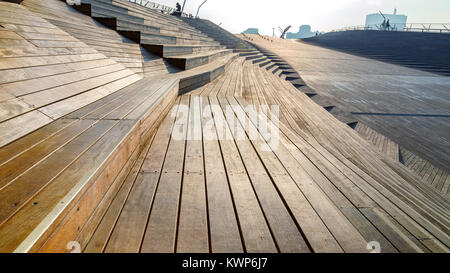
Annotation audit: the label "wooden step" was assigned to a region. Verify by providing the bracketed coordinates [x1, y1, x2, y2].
[142, 43, 226, 57]
[82, 0, 208, 39]
[176, 52, 239, 93]
[0, 76, 180, 252]
[164, 49, 233, 70]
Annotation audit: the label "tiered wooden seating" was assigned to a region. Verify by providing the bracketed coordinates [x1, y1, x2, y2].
[21, 0, 238, 90]
[0, 0, 447, 254]
[81, 57, 449, 253]
[181, 17, 255, 50]
[0, 73, 180, 252]
[0, 2, 141, 147]
[0, 0, 239, 252]
[22, 0, 178, 76]
[71, 0, 233, 70]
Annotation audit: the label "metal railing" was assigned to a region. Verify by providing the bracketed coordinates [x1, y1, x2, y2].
[403, 23, 450, 33]
[330, 23, 450, 34]
[127, 0, 196, 17]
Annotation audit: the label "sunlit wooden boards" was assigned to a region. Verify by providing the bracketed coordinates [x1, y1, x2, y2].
[84, 58, 449, 253]
[0, 62, 180, 252]
[0, 1, 448, 254]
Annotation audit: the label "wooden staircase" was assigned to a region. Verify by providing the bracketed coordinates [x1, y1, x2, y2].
[70, 0, 234, 71]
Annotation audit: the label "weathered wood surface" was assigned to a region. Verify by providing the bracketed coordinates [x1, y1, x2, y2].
[355, 123, 399, 162]
[84, 57, 449, 253]
[22, 0, 179, 77]
[0, 2, 449, 253]
[241, 35, 450, 175]
[0, 1, 142, 147]
[0, 1, 238, 253]
[0, 69, 179, 252]
[400, 147, 449, 196]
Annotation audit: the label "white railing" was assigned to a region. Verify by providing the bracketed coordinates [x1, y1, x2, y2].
[403, 23, 450, 33]
[127, 0, 192, 17]
[330, 23, 450, 34]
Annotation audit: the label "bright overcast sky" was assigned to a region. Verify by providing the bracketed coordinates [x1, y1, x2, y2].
[156, 0, 450, 34]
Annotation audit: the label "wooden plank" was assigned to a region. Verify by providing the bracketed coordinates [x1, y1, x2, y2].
[104, 99, 181, 253]
[216, 95, 311, 253]
[0, 58, 114, 84]
[243, 69, 369, 252]
[37, 119, 142, 252]
[0, 118, 75, 165]
[78, 140, 146, 252]
[243, 76, 401, 252]
[0, 120, 132, 252]
[200, 95, 243, 253]
[1, 63, 126, 98]
[208, 95, 277, 253]
[265, 63, 450, 249]
[0, 120, 116, 226]
[0, 110, 54, 148]
[21, 69, 135, 108]
[140, 96, 189, 253]
[83, 132, 155, 253]
[0, 53, 106, 70]
[176, 95, 208, 253]
[0, 119, 95, 189]
[40, 74, 142, 120]
[246, 61, 432, 252]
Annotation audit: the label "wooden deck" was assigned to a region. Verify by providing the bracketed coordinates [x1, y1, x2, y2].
[0, 0, 237, 252]
[241, 35, 450, 196]
[0, 1, 448, 253]
[400, 147, 449, 196]
[82, 58, 449, 253]
[242, 36, 450, 174]
[355, 123, 399, 162]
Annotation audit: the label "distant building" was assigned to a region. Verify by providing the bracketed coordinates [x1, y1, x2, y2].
[286, 25, 317, 39]
[242, 28, 259, 34]
[365, 9, 407, 31]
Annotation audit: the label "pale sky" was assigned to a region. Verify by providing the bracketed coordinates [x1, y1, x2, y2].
[156, 0, 450, 34]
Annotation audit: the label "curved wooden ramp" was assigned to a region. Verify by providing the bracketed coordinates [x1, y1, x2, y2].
[241, 34, 450, 197]
[82, 58, 449, 253]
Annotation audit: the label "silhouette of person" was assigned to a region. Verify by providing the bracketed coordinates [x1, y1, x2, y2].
[386, 19, 391, 30]
[171, 2, 182, 16]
